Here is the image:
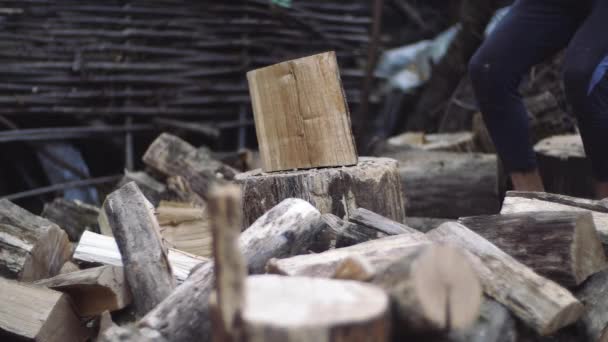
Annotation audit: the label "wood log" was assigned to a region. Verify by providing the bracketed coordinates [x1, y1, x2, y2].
[576, 269, 608, 342]
[103, 182, 175, 317]
[448, 298, 517, 342]
[156, 201, 211, 258]
[0, 278, 89, 342]
[383, 131, 476, 153]
[380, 149, 500, 218]
[41, 198, 99, 241]
[332, 255, 375, 281]
[142, 133, 237, 200]
[310, 213, 345, 252]
[372, 244, 482, 334]
[501, 191, 608, 245]
[426, 222, 584, 335]
[236, 157, 406, 227]
[406, 217, 452, 233]
[34, 265, 131, 317]
[0, 199, 71, 281]
[59, 261, 80, 274]
[72, 231, 207, 282]
[119, 170, 167, 206]
[348, 207, 417, 235]
[268, 233, 428, 278]
[459, 212, 607, 287]
[246, 51, 358, 172]
[533, 134, 595, 198]
[208, 184, 247, 341]
[239, 275, 390, 342]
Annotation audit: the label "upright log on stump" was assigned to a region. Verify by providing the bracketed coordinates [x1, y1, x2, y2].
[246, 51, 358, 172]
[379, 149, 500, 218]
[459, 211, 607, 287]
[103, 182, 176, 317]
[534, 134, 595, 198]
[236, 157, 406, 227]
[0, 199, 71, 281]
[426, 222, 584, 336]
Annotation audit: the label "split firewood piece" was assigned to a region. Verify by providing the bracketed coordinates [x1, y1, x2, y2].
[459, 211, 607, 287]
[501, 191, 608, 245]
[236, 157, 406, 227]
[576, 269, 608, 342]
[268, 233, 430, 278]
[381, 149, 501, 218]
[426, 222, 584, 335]
[383, 131, 476, 152]
[156, 201, 211, 258]
[41, 198, 100, 241]
[208, 184, 247, 341]
[310, 213, 346, 252]
[333, 255, 375, 281]
[240, 275, 390, 342]
[143, 133, 237, 199]
[0, 278, 89, 341]
[119, 170, 167, 206]
[0, 199, 71, 281]
[246, 51, 358, 172]
[104, 198, 324, 342]
[34, 265, 131, 317]
[72, 231, 207, 282]
[59, 261, 80, 274]
[372, 244, 482, 333]
[103, 182, 175, 317]
[449, 298, 517, 342]
[348, 207, 418, 235]
[239, 198, 322, 274]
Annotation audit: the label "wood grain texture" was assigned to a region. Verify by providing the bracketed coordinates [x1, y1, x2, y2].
[41, 198, 100, 241]
[380, 149, 500, 218]
[348, 207, 417, 235]
[459, 211, 607, 287]
[35, 265, 131, 316]
[103, 182, 175, 317]
[0, 278, 89, 342]
[247, 51, 357, 172]
[0, 199, 71, 282]
[236, 157, 406, 227]
[426, 222, 584, 336]
[156, 201, 211, 257]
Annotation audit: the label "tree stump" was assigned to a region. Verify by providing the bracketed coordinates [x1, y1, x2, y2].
[246, 51, 358, 172]
[236, 157, 406, 227]
[534, 134, 595, 198]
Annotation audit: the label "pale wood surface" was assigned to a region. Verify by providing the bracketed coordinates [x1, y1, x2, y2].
[426, 222, 584, 335]
[0, 199, 71, 282]
[236, 157, 406, 227]
[247, 51, 357, 172]
[384, 131, 475, 152]
[332, 255, 376, 282]
[156, 201, 211, 257]
[41, 198, 99, 241]
[35, 265, 132, 317]
[0, 278, 88, 342]
[104, 182, 175, 317]
[459, 211, 607, 287]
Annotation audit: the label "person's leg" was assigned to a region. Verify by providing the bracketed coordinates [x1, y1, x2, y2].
[469, 0, 583, 191]
[562, 0, 608, 199]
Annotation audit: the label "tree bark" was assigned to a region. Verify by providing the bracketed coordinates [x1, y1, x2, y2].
[0, 199, 71, 282]
[103, 182, 176, 317]
[426, 222, 584, 335]
[576, 269, 608, 342]
[236, 156, 406, 227]
[35, 265, 131, 317]
[348, 207, 417, 235]
[41, 198, 100, 241]
[459, 211, 607, 287]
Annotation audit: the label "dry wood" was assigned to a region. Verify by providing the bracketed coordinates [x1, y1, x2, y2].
[236, 157, 406, 226]
[406, 217, 452, 233]
[501, 191, 608, 245]
[310, 213, 346, 252]
[459, 211, 607, 287]
[576, 269, 608, 341]
[73, 230, 206, 282]
[534, 134, 595, 198]
[103, 182, 175, 317]
[142, 133, 237, 199]
[208, 184, 247, 341]
[59, 261, 80, 274]
[35, 265, 131, 317]
[373, 244, 481, 334]
[156, 201, 211, 257]
[449, 298, 517, 342]
[0, 199, 71, 281]
[426, 222, 584, 335]
[380, 149, 500, 218]
[0, 278, 89, 342]
[333, 255, 376, 281]
[119, 170, 167, 206]
[41, 198, 99, 241]
[246, 51, 358, 172]
[384, 131, 475, 152]
[268, 233, 428, 278]
[348, 207, 417, 235]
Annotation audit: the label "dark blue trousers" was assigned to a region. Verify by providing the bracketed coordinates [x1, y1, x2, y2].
[469, 0, 608, 181]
